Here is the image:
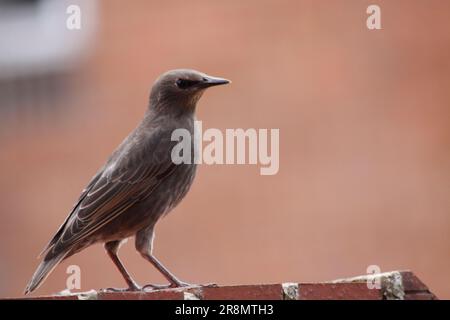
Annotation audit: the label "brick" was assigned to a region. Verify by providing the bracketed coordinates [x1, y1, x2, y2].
[20, 295, 79, 300]
[97, 290, 184, 300]
[299, 283, 383, 300]
[404, 292, 437, 300]
[201, 284, 283, 300]
[400, 271, 429, 292]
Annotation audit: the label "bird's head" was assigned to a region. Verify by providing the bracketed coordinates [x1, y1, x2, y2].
[149, 69, 230, 114]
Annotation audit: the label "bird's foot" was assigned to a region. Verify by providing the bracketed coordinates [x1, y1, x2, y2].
[169, 280, 194, 288]
[171, 281, 218, 288]
[101, 283, 142, 293]
[141, 280, 218, 291]
[101, 287, 140, 293]
[142, 283, 172, 291]
[201, 282, 218, 288]
[142, 281, 198, 291]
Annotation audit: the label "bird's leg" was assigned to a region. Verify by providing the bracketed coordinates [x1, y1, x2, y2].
[136, 226, 193, 290]
[104, 240, 141, 292]
[141, 253, 192, 288]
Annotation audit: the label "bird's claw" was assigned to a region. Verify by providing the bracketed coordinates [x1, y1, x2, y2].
[142, 281, 203, 291]
[100, 281, 219, 292]
[101, 285, 142, 293]
[169, 280, 193, 288]
[201, 282, 218, 288]
[167, 281, 218, 289]
[142, 283, 171, 291]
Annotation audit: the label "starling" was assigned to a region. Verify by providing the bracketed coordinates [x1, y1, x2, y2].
[25, 69, 230, 294]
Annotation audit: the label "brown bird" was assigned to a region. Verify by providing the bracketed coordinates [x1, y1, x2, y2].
[25, 69, 230, 294]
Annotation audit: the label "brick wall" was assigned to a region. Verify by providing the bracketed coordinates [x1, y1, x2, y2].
[11, 270, 436, 300]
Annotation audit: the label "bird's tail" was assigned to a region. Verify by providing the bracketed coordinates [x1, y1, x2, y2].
[24, 251, 67, 295]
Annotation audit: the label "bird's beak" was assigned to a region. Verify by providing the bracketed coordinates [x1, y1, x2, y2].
[200, 75, 231, 88]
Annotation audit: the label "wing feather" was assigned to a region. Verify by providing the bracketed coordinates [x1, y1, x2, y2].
[49, 161, 176, 256]
[45, 129, 181, 258]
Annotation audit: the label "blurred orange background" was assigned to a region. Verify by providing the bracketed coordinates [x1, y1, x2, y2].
[0, 0, 449, 299]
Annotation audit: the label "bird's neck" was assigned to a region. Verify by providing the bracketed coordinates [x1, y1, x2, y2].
[143, 103, 196, 131]
[148, 97, 197, 119]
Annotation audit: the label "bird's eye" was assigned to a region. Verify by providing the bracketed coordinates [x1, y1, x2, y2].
[176, 79, 199, 89]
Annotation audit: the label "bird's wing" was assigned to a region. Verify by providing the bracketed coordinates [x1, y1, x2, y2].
[45, 130, 179, 258]
[48, 161, 176, 258]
